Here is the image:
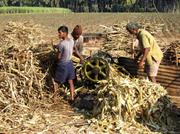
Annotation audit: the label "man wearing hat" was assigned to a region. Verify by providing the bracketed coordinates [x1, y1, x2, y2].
[126, 22, 163, 83]
[69, 25, 84, 55]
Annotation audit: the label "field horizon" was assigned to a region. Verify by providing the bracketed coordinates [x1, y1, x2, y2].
[0, 13, 179, 41]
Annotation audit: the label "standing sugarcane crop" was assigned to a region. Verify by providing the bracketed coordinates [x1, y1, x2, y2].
[126, 22, 163, 83]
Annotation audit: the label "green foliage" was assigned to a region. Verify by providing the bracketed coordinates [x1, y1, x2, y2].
[0, 0, 179, 13]
[0, 0, 7, 6]
[0, 6, 72, 14]
[112, 4, 124, 12]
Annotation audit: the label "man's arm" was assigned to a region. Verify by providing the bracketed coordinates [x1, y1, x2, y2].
[138, 48, 150, 67]
[52, 39, 63, 50]
[138, 34, 151, 67]
[131, 39, 139, 53]
[57, 52, 62, 62]
[73, 45, 84, 63]
[56, 43, 64, 62]
[77, 36, 84, 54]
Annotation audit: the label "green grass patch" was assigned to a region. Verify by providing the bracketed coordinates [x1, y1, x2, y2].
[126, 0, 136, 6]
[0, 6, 72, 14]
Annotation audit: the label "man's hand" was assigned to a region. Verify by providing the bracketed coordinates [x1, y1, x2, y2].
[52, 44, 58, 49]
[138, 61, 144, 68]
[130, 49, 135, 55]
[51, 40, 58, 50]
[80, 59, 84, 64]
[51, 39, 54, 47]
[80, 58, 84, 64]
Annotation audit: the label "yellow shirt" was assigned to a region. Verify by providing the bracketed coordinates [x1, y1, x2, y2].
[137, 29, 163, 65]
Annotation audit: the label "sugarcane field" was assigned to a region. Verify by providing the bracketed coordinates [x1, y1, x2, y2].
[0, 8, 180, 134]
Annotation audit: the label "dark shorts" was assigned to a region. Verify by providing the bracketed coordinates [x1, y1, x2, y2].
[54, 61, 75, 84]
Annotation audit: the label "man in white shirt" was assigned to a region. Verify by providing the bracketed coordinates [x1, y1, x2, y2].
[69, 25, 84, 55]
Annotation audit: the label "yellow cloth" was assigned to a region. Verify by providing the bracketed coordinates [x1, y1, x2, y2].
[137, 29, 163, 65]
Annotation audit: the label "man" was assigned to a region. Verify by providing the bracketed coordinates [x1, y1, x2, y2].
[53, 25, 84, 101]
[126, 22, 163, 83]
[69, 25, 84, 55]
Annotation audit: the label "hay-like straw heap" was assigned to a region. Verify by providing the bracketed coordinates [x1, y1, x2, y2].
[88, 66, 174, 133]
[100, 22, 166, 58]
[163, 40, 180, 65]
[0, 21, 54, 132]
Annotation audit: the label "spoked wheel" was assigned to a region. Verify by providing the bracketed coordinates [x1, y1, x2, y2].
[83, 57, 110, 82]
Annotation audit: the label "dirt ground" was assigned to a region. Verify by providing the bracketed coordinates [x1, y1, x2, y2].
[0, 13, 180, 36]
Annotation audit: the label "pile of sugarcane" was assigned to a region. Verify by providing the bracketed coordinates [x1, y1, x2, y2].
[163, 40, 180, 65]
[139, 22, 165, 36]
[100, 23, 133, 57]
[0, 21, 55, 132]
[100, 22, 165, 57]
[87, 66, 174, 133]
[0, 21, 46, 50]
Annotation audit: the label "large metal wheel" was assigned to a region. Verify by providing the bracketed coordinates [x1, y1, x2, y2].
[83, 57, 109, 82]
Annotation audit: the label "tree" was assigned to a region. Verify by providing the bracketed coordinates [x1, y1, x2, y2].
[0, 0, 179, 13]
[87, 0, 93, 12]
[0, 0, 8, 6]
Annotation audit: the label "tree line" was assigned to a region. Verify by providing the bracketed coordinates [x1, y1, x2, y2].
[0, 0, 180, 13]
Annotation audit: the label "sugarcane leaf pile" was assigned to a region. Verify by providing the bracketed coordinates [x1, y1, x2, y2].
[86, 21, 177, 133]
[163, 40, 180, 65]
[0, 21, 54, 131]
[100, 21, 166, 58]
[86, 66, 174, 133]
[101, 21, 180, 66]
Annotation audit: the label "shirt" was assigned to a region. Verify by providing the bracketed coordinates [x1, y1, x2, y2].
[137, 29, 163, 65]
[57, 38, 74, 63]
[68, 34, 84, 54]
